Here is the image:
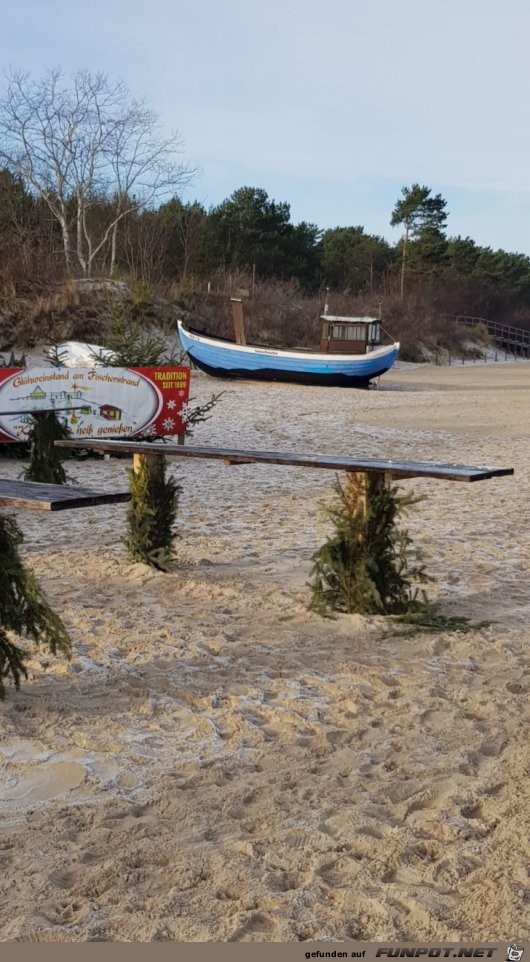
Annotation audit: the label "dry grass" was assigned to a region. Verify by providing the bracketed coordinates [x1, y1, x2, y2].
[169, 273, 475, 359]
[26, 279, 81, 321]
[0, 269, 496, 362]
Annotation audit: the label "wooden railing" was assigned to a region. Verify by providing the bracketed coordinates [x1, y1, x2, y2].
[453, 314, 530, 355]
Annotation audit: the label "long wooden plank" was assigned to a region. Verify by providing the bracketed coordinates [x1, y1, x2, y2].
[0, 406, 87, 416]
[55, 439, 514, 483]
[0, 479, 131, 511]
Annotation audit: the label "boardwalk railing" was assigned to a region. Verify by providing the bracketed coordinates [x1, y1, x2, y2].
[453, 314, 530, 357]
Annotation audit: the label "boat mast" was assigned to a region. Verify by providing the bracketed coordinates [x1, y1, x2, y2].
[230, 297, 247, 345]
[324, 287, 330, 316]
[321, 288, 331, 353]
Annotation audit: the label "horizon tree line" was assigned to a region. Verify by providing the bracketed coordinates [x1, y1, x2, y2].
[0, 69, 530, 326]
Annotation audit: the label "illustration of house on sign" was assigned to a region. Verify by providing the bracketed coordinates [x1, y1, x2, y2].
[29, 385, 46, 400]
[99, 404, 122, 420]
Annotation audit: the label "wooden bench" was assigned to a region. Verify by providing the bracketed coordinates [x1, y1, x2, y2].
[55, 438, 514, 484]
[0, 478, 131, 511]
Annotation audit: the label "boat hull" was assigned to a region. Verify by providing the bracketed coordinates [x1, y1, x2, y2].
[186, 356, 389, 388]
[177, 321, 399, 389]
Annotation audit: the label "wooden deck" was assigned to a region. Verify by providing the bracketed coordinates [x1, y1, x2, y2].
[55, 439, 514, 483]
[0, 479, 131, 511]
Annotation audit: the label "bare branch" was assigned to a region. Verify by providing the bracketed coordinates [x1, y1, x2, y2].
[0, 68, 195, 276]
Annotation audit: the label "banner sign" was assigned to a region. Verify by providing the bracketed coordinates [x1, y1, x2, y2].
[0, 366, 191, 443]
[0, 942, 520, 962]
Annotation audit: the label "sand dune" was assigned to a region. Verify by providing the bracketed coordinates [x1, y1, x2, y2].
[0, 361, 529, 941]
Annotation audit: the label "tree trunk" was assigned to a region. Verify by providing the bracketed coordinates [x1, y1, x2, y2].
[110, 222, 118, 277]
[59, 217, 72, 275]
[400, 226, 409, 301]
[82, 208, 94, 278]
[75, 196, 87, 277]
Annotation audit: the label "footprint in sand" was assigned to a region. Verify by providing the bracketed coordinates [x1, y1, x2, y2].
[0, 761, 86, 809]
[47, 869, 75, 890]
[229, 911, 275, 941]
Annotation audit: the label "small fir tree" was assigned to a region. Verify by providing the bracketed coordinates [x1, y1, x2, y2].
[94, 287, 221, 568]
[23, 338, 72, 483]
[310, 474, 430, 616]
[94, 287, 178, 367]
[0, 513, 71, 698]
[124, 455, 181, 571]
[24, 412, 70, 484]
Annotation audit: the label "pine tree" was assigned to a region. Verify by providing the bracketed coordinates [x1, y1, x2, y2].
[310, 474, 430, 616]
[0, 513, 71, 698]
[24, 411, 70, 484]
[96, 286, 222, 569]
[391, 184, 448, 299]
[124, 455, 181, 571]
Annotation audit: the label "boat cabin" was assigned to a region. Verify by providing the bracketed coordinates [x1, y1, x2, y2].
[320, 315, 383, 354]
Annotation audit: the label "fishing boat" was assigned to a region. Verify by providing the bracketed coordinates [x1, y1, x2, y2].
[177, 311, 399, 388]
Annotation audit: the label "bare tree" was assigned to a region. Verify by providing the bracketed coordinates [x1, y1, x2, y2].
[176, 202, 206, 278]
[123, 210, 168, 283]
[0, 69, 195, 277]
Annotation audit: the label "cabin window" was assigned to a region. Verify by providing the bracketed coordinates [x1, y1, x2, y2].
[367, 322, 381, 342]
[333, 325, 366, 341]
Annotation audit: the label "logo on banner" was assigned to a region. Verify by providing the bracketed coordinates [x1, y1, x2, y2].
[507, 946, 524, 962]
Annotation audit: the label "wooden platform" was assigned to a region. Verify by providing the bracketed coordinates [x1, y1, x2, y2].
[55, 439, 514, 483]
[0, 479, 131, 511]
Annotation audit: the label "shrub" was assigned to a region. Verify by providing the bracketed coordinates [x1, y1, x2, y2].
[24, 412, 70, 485]
[0, 513, 71, 698]
[124, 455, 181, 571]
[310, 473, 430, 616]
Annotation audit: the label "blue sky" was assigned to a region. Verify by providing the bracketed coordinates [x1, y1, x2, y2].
[2, 0, 530, 253]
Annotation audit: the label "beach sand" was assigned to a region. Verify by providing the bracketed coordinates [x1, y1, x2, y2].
[0, 360, 529, 942]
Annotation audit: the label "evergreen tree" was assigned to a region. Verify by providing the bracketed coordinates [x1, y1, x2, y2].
[0, 513, 71, 698]
[158, 197, 208, 279]
[24, 412, 70, 485]
[310, 474, 429, 616]
[125, 455, 180, 571]
[204, 186, 321, 284]
[391, 184, 448, 299]
[321, 226, 392, 293]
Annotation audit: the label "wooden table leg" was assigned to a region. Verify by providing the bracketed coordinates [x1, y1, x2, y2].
[133, 451, 165, 481]
[344, 470, 386, 520]
[128, 451, 177, 569]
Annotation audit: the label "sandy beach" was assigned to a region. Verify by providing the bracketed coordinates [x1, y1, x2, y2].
[0, 359, 529, 942]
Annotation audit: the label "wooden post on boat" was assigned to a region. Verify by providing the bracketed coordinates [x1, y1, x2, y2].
[230, 297, 247, 346]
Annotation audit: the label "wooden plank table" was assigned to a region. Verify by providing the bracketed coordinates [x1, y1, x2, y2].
[55, 439, 514, 483]
[52, 440, 514, 592]
[0, 407, 88, 416]
[0, 479, 131, 511]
